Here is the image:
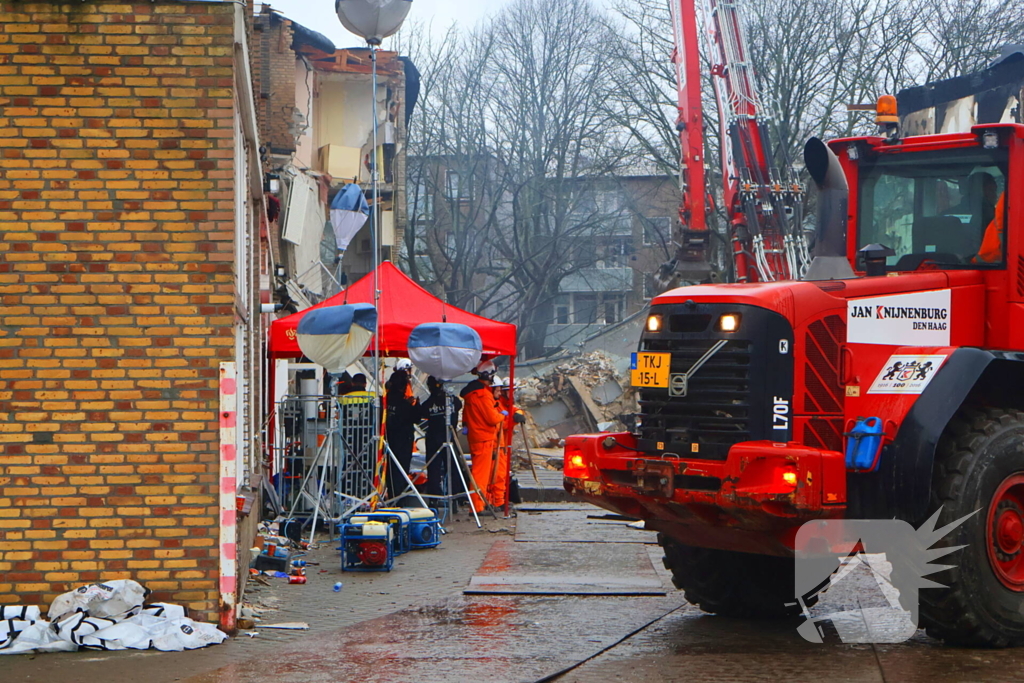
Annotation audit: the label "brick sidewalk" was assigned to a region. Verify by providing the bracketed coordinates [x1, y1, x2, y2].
[3, 513, 515, 683]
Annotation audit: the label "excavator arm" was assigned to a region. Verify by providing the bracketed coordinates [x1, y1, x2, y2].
[666, 0, 807, 284]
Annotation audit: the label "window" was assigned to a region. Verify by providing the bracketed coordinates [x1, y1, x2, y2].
[644, 217, 671, 246]
[600, 238, 633, 268]
[574, 293, 598, 324]
[644, 274, 659, 300]
[411, 177, 433, 221]
[602, 294, 625, 324]
[858, 148, 1008, 269]
[445, 170, 466, 200]
[554, 294, 570, 325]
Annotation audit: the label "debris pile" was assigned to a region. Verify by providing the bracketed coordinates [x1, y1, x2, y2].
[0, 580, 226, 655]
[515, 351, 638, 458]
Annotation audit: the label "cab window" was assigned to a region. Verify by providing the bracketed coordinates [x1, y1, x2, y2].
[857, 148, 1008, 270]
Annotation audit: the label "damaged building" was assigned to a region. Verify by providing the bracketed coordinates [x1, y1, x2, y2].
[899, 46, 1024, 135]
[251, 5, 417, 307]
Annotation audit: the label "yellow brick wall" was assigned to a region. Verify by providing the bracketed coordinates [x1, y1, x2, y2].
[0, 1, 239, 619]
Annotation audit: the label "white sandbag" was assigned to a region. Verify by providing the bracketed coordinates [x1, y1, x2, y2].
[1, 606, 42, 621]
[140, 603, 186, 620]
[0, 622, 76, 655]
[0, 620, 35, 648]
[149, 617, 227, 651]
[48, 580, 148, 622]
[55, 612, 122, 650]
[82, 614, 227, 652]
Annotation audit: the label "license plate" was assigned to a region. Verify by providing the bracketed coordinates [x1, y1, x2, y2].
[630, 352, 670, 388]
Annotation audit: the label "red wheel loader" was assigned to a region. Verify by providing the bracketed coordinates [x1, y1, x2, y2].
[565, 0, 1024, 645]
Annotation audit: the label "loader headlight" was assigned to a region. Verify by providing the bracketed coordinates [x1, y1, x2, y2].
[718, 313, 741, 332]
[646, 314, 663, 332]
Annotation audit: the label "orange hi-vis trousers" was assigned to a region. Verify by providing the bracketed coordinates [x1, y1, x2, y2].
[469, 439, 497, 513]
[489, 424, 511, 508]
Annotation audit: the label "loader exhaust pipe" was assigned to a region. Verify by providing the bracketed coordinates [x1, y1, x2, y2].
[802, 137, 855, 280]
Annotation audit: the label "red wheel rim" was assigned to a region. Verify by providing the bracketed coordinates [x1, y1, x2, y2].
[987, 473, 1024, 591]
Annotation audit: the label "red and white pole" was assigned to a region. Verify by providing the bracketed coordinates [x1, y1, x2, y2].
[218, 363, 238, 633]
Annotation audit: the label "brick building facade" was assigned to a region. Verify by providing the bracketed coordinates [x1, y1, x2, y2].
[0, 1, 265, 624]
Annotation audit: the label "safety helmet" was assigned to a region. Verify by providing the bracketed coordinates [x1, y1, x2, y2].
[492, 376, 507, 388]
[474, 359, 496, 377]
[395, 358, 413, 371]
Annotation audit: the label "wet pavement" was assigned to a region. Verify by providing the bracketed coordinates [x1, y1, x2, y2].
[515, 508, 657, 543]
[8, 503, 1024, 682]
[184, 595, 685, 683]
[466, 539, 665, 595]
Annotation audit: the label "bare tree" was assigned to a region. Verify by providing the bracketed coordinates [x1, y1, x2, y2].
[479, 0, 639, 356]
[917, 0, 1024, 81]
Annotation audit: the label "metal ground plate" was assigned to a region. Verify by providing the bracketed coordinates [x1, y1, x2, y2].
[465, 539, 666, 596]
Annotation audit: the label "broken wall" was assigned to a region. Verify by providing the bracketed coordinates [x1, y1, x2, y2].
[516, 352, 638, 447]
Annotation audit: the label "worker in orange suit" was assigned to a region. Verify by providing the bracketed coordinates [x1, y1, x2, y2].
[976, 194, 1006, 263]
[973, 173, 1005, 264]
[490, 376, 525, 511]
[460, 360, 506, 512]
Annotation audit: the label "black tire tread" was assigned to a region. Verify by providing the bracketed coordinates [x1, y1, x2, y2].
[658, 534, 811, 619]
[919, 406, 1024, 647]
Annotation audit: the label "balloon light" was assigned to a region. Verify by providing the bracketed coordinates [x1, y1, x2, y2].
[330, 183, 369, 253]
[407, 323, 482, 381]
[336, 0, 413, 45]
[296, 303, 378, 372]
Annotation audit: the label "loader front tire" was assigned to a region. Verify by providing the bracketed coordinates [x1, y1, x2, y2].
[659, 535, 810, 619]
[919, 407, 1024, 647]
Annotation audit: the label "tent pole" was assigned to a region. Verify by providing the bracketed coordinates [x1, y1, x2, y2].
[504, 356, 516, 516]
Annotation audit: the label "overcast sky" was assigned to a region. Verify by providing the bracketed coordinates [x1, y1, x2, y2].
[262, 0, 513, 49]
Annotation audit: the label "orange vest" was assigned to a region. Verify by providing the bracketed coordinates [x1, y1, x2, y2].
[462, 385, 504, 444]
[976, 194, 1006, 263]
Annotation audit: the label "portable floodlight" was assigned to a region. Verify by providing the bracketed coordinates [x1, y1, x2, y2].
[407, 323, 483, 381]
[295, 303, 377, 373]
[335, 0, 413, 45]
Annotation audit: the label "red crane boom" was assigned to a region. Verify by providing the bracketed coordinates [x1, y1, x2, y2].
[667, 0, 807, 283]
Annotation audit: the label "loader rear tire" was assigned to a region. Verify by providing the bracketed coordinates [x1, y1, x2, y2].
[659, 535, 811, 619]
[919, 407, 1024, 647]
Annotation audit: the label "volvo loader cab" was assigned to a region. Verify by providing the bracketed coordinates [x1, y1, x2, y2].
[564, 114, 1024, 646]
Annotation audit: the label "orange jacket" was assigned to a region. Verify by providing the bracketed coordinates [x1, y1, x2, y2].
[976, 193, 1005, 263]
[460, 380, 504, 444]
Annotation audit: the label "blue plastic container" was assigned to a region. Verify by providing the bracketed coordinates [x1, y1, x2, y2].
[845, 417, 885, 472]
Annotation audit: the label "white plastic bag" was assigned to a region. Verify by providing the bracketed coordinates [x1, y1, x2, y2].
[0, 620, 35, 648]
[76, 614, 227, 652]
[0, 622, 76, 655]
[140, 603, 186, 620]
[48, 580, 148, 622]
[1, 606, 42, 621]
[55, 613, 122, 650]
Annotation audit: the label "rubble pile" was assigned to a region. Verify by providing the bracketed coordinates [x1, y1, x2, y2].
[515, 351, 622, 406]
[515, 351, 638, 458]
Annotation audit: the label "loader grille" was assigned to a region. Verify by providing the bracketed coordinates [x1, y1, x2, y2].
[638, 338, 753, 460]
[634, 302, 793, 462]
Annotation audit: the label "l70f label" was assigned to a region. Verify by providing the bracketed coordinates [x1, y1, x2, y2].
[773, 396, 790, 431]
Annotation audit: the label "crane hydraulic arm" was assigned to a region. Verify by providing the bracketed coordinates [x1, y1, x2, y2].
[667, 0, 807, 283]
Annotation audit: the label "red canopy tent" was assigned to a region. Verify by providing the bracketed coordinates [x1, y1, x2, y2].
[269, 261, 517, 359]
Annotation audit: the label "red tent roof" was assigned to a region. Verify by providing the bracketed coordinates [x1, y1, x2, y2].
[268, 262, 517, 358]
